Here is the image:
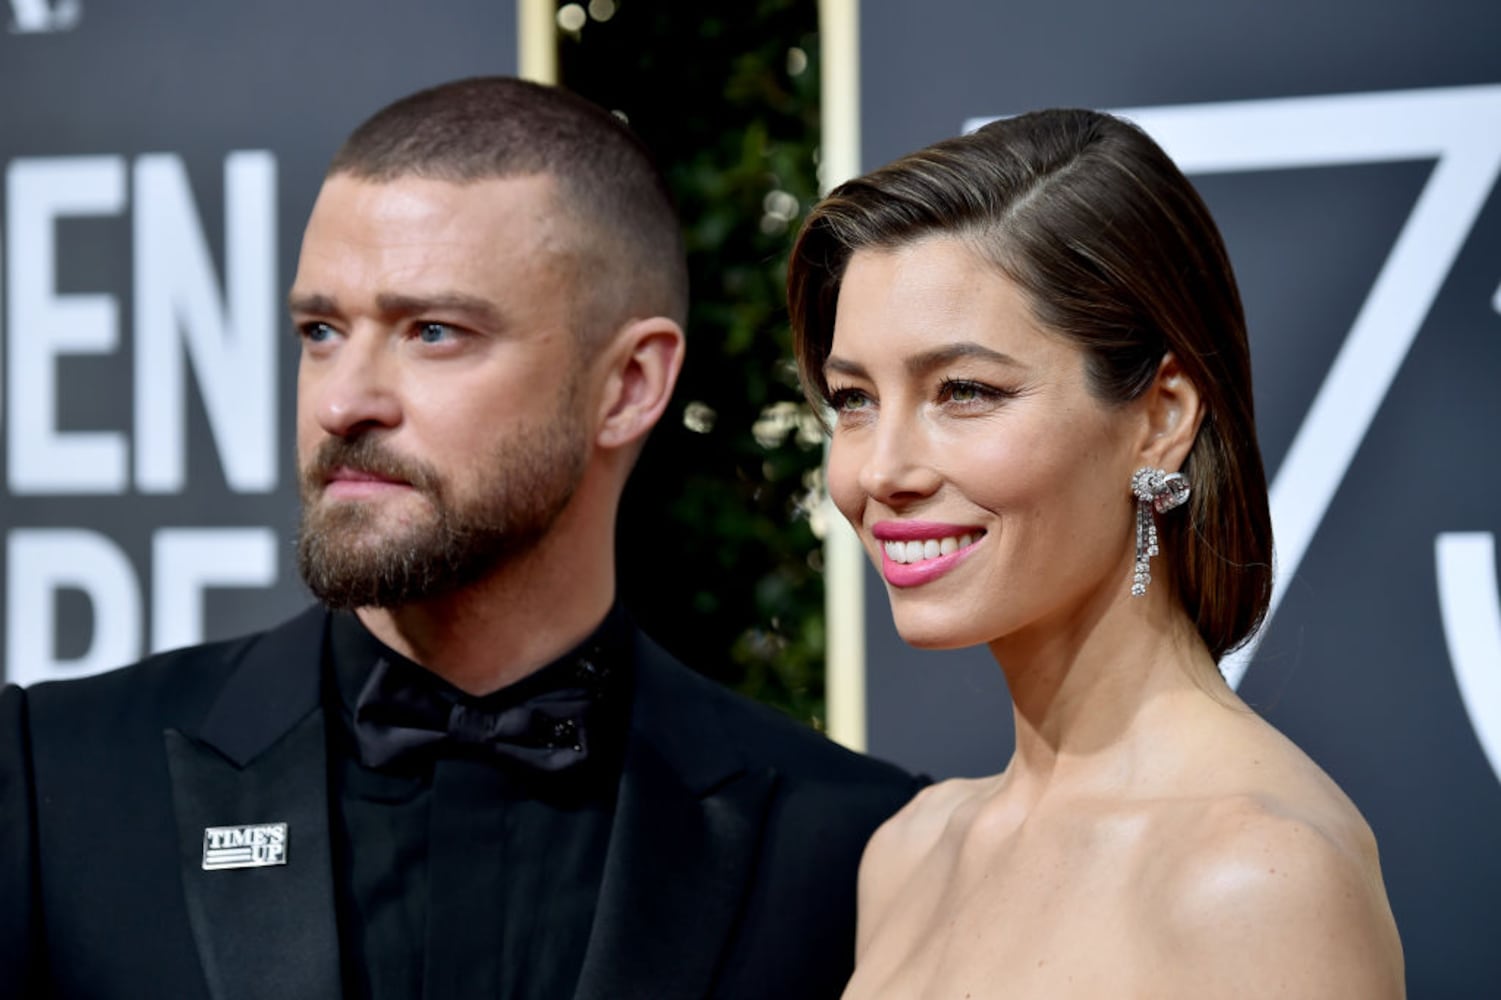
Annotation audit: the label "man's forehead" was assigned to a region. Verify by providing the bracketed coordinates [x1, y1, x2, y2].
[296, 172, 580, 281]
[309, 171, 564, 231]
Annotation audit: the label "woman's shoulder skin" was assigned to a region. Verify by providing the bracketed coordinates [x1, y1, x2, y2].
[852, 775, 993, 955]
[1146, 788, 1403, 998]
[1137, 717, 1405, 997]
[847, 712, 1404, 998]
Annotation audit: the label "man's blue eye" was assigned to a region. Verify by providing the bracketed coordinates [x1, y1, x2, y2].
[418, 323, 451, 343]
[301, 322, 334, 343]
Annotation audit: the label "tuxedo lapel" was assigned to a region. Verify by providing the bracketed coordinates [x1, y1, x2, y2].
[164, 608, 342, 1000]
[573, 635, 777, 1000]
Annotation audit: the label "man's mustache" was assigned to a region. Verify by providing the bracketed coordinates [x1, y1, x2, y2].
[302, 435, 440, 495]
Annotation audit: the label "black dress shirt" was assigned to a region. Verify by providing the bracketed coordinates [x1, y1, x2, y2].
[324, 609, 632, 1000]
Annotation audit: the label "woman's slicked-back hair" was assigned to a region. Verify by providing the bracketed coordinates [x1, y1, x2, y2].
[787, 109, 1272, 660]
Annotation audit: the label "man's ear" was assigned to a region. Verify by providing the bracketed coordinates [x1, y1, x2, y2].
[594, 316, 686, 451]
[1135, 352, 1204, 472]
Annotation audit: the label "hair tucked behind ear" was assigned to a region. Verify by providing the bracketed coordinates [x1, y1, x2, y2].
[787, 109, 1272, 660]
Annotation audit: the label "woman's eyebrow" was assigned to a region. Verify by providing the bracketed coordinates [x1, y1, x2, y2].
[824, 341, 1024, 380]
[823, 355, 868, 380]
[903, 341, 1024, 376]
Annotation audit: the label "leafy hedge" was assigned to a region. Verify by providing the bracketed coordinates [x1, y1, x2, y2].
[560, 0, 828, 724]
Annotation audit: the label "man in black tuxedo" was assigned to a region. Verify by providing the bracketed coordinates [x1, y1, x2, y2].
[0, 77, 917, 999]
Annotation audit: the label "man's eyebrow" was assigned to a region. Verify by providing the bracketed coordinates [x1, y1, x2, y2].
[287, 291, 337, 315]
[286, 291, 506, 329]
[823, 341, 1024, 380]
[373, 292, 505, 327]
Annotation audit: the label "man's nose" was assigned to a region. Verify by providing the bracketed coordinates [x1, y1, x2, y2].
[303, 335, 402, 438]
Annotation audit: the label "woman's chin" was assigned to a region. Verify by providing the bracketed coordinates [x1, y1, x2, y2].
[892, 616, 992, 652]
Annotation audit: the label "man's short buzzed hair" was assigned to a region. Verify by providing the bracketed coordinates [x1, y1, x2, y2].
[329, 76, 689, 334]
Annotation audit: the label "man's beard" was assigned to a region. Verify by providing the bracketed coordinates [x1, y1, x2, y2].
[295, 409, 588, 610]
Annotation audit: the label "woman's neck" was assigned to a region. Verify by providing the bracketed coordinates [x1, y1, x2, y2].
[989, 588, 1228, 803]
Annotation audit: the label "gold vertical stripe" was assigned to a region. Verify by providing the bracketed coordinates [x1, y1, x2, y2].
[818, 0, 866, 753]
[518, 0, 558, 84]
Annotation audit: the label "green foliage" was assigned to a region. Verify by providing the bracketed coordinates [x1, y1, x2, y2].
[559, 0, 828, 725]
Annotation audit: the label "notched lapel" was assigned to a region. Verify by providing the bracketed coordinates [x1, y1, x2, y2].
[165, 608, 341, 1000]
[573, 739, 776, 1000]
[166, 715, 341, 1000]
[572, 633, 781, 1000]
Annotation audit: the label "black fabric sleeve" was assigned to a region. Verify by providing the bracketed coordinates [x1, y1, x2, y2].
[0, 684, 42, 994]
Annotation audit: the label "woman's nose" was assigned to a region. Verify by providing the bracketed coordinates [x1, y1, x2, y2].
[856, 413, 942, 505]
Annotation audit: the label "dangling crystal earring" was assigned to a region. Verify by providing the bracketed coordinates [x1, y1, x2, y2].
[1129, 467, 1190, 597]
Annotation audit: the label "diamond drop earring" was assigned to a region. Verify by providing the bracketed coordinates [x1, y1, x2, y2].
[1129, 467, 1190, 597]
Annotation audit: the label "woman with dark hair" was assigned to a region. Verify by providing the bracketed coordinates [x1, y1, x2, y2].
[788, 110, 1403, 997]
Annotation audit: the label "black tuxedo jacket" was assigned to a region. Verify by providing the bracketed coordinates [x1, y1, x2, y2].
[0, 608, 918, 999]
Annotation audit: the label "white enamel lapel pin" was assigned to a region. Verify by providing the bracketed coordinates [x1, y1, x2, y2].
[201, 823, 288, 870]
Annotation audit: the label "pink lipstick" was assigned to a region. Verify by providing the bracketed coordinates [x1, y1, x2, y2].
[872, 521, 985, 588]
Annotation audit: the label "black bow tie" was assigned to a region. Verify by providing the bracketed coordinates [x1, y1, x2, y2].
[351, 652, 613, 774]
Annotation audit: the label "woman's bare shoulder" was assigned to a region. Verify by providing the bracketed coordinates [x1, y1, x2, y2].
[865, 775, 990, 863]
[852, 775, 993, 950]
[1143, 788, 1404, 997]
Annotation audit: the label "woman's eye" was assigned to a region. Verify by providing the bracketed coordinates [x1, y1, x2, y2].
[939, 379, 1002, 405]
[829, 388, 872, 412]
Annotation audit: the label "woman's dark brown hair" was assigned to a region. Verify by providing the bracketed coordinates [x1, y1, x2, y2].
[787, 109, 1272, 660]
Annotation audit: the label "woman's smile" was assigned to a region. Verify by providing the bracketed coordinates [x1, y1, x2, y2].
[872, 521, 986, 587]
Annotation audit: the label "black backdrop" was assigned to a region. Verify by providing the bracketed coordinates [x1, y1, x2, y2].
[3, 0, 1496, 992]
[0, 1, 516, 687]
[857, 0, 1501, 994]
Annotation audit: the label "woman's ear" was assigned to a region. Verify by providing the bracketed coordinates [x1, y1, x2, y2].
[595, 316, 686, 451]
[1136, 352, 1204, 472]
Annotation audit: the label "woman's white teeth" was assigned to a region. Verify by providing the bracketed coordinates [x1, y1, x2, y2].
[884, 533, 976, 564]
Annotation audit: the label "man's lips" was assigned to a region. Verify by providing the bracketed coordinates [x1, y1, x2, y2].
[319, 467, 412, 498]
[326, 466, 407, 484]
